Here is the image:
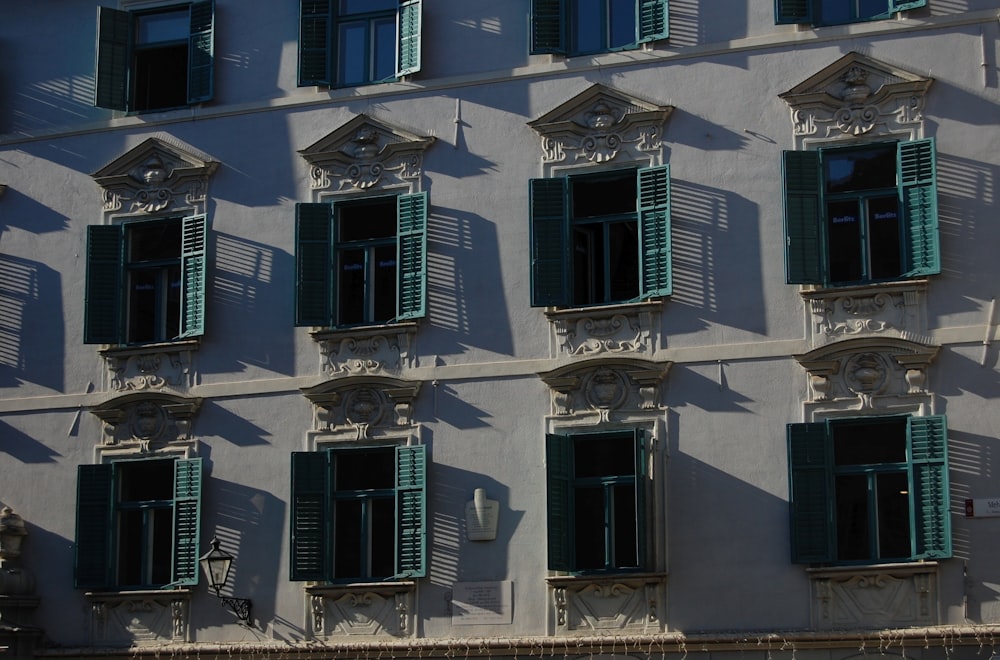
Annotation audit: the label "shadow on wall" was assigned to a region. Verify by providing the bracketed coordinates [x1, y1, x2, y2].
[0, 253, 64, 392]
[669, 0, 749, 51]
[0, 419, 61, 463]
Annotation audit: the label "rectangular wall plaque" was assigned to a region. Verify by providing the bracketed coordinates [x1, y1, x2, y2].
[452, 581, 512, 625]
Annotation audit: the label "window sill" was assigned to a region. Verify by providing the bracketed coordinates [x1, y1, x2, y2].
[544, 299, 663, 320]
[546, 571, 667, 587]
[806, 560, 938, 578]
[798, 279, 928, 296]
[99, 338, 201, 358]
[310, 320, 420, 343]
[85, 587, 192, 599]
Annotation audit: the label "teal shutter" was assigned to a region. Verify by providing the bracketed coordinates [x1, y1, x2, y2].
[890, 0, 926, 10]
[397, 192, 428, 321]
[898, 138, 940, 278]
[531, 0, 565, 54]
[172, 458, 202, 586]
[638, 0, 669, 43]
[775, 0, 813, 24]
[529, 178, 569, 307]
[179, 214, 207, 339]
[787, 422, 833, 563]
[632, 429, 648, 569]
[638, 165, 672, 298]
[909, 415, 951, 559]
[290, 451, 330, 581]
[84, 225, 123, 344]
[397, 0, 421, 77]
[299, 0, 332, 86]
[395, 445, 427, 578]
[295, 203, 333, 326]
[75, 464, 114, 589]
[783, 150, 825, 285]
[95, 7, 129, 111]
[187, 0, 215, 104]
[546, 433, 572, 571]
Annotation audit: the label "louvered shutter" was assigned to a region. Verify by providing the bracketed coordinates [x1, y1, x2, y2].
[638, 0, 669, 43]
[638, 165, 672, 298]
[397, 0, 421, 77]
[95, 7, 129, 111]
[84, 225, 123, 344]
[395, 445, 427, 578]
[632, 429, 648, 569]
[783, 150, 825, 285]
[397, 192, 428, 320]
[295, 203, 333, 326]
[75, 464, 114, 588]
[909, 415, 951, 559]
[299, 0, 332, 86]
[890, 0, 926, 10]
[898, 139, 940, 278]
[787, 422, 833, 563]
[179, 214, 207, 339]
[172, 458, 202, 586]
[187, 0, 215, 103]
[529, 178, 569, 307]
[531, 0, 564, 54]
[290, 451, 330, 581]
[775, 0, 813, 24]
[546, 433, 572, 571]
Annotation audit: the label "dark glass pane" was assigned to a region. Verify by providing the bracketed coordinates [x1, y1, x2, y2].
[876, 471, 911, 559]
[836, 473, 871, 560]
[572, 225, 602, 305]
[612, 483, 638, 567]
[337, 248, 366, 325]
[117, 509, 144, 585]
[826, 199, 863, 283]
[575, 434, 636, 478]
[150, 507, 173, 585]
[334, 448, 395, 491]
[570, 0, 603, 53]
[338, 22, 367, 85]
[373, 17, 397, 81]
[120, 460, 174, 502]
[136, 9, 188, 44]
[370, 497, 395, 578]
[818, 1, 853, 24]
[867, 195, 902, 280]
[133, 44, 188, 111]
[572, 172, 636, 218]
[166, 264, 181, 339]
[608, 220, 639, 301]
[339, 199, 396, 242]
[341, 0, 397, 14]
[333, 500, 362, 578]
[373, 244, 397, 322]
[832, 418, 907, 466]
[859, 0, 891, 19]
[825, 145, 897, 193]
[574, 486, 606, 570]
[609, 0, 636, 48]
[128, 269, 159, 343]
[129, 221, 182, 263]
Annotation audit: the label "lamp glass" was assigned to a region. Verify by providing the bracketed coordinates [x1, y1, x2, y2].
[199, 538, 232, 593]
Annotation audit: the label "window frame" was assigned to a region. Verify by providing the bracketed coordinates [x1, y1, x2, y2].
[775, 0, 926, 26]
[530, 0, 668, 56]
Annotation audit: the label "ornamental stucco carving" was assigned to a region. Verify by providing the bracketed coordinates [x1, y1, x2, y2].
[307, 583, 415, 638]
[548, 302, 661, 358]
[87, 591, 190, 645]
[548, 574, 664, 634]
[809, 564, 937, 630]
[103, 343, 195, 392]
[539, 359, 670, 421]
[303, 376, 420, 440]
[90, 392, 201, 451]
[802, 282, 929, 348]
[316, 324, 418, 376]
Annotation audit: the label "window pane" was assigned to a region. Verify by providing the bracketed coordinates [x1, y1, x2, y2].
[150, 507, 174, 585]
[373, 17, 397, 81]
[333, 499, 363, 577]
[373, 244, 397, 323]
[818, 1, 853, 24]
[334, 449, 395, 491]
[608, 220, 639, 301]
[572, 225, 602, 305]
[133, 44, 189, 111]
[338, 22, 367, 85]
[826, 199, 864, 283]
[128, 269, 160, 343]
[574, 486, 606, 570]
[832, 418, 907, 466]
[609, 0, 636, 48]
[129, 221, 182, 263]
[859, 0, 891, 19]
[612, 483, 638, 567]
[575, 435, 636, 478]
[119, 460, 174, 502]
[136, 9, 189, 44]
[166, 264, 181, 339]
[825, 145, 897, 194]
[570, 0, 604, 53]
[370, 497, 395, 578]
[339, 199, 396, 242]
[341, 0, 397, 14]
[836, 474, 871, 560]
[337, 248, 366, 325]
[117, 509, 144, 585]
[876, 471, 911, 559]
[572, 172, 636, 218]
[867, 196, 902, 280]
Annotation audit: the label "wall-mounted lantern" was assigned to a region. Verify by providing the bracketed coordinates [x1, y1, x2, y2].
[199, 537, 253, 626]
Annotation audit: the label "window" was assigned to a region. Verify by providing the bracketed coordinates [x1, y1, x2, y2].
[290, 445, 427, 582]
[531, 0, 668, 56]
[776, 0, 925, 26]
[84, 216, 207, 345]
[294, 193, 427, 328]
[546, 430, 647, 572]
[783, 139, 939, 287]
[298, 0, 421, 87]
[788, 415, 951, 564]
[530, 166, 671, 307]
[95, 1, 214, 112]
[75, 457, 202, 589]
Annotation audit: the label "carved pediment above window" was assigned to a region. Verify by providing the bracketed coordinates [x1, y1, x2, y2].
[780, 52, 932, 148]
[92, 137, 218, 217]
[539, 358, 671, 421]
[299, 114, 435, 194]
[303, 376, 421, 440]
[90, 392, 202, 452]
[528, 84, 673, 166]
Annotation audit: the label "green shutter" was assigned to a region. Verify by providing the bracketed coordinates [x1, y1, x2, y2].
[290, 451, 330, 581]
[84, 225, 123, 344]
[172, 458, 202, 586]
[397, 192, 428, 321]
[546, 433, 572, 571]
[295, 203, 333, 326]
[187, 0, 215, 104]
[909, 415, 951, 559]
[179, 214, 207, 339]
[775, 0, 813, 24]
[95, 7, 129, 111]
[529, 178, 569, 307]
[638, 165, 672, 298]
[638, 0, 669, 43]
[890, 0, 926, 10]
[531, 0, 565, 54]
[299, 0, 332, 86]
[395, 444, 427, 578]
[397, 0, 421, 77]
[787, 422, 833, 563]
[75, 464, 114, 589]
[632, 429, 648, 569]
[898, 138, 940, 278]
[783, 150, 825, 285]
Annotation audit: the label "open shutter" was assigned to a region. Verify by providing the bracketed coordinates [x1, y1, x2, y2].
[530, 178, 569, 307]
[172, 458, 202, 586]
[632, 429, 648, 569]
[899, 138, 940, 278]
[299, 0, 332, 86]
[531, 0, 565, 54]
[889, 0, 926, 11]
[638, 0, 669, 43]
[290, 451, 330, 581]
[84, 225, 123, 344]
[788, 422, 833, 563]
[775, 0, 813, 24]
[395, 444, 427, 578]
[295, 203, 333, 326]
[397, 0, 421, 77]
[397, 192, 428, 321]
[638, 165, 672, 298]
[75, 464, 114, 589]
[179, 214, 207, 339]
[95, 6, 129, 111]
[909, 415, 951, 559]
[545, 433, 572, 571]
[783, 150, 825, 285]
[187, 0, 214, 104]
